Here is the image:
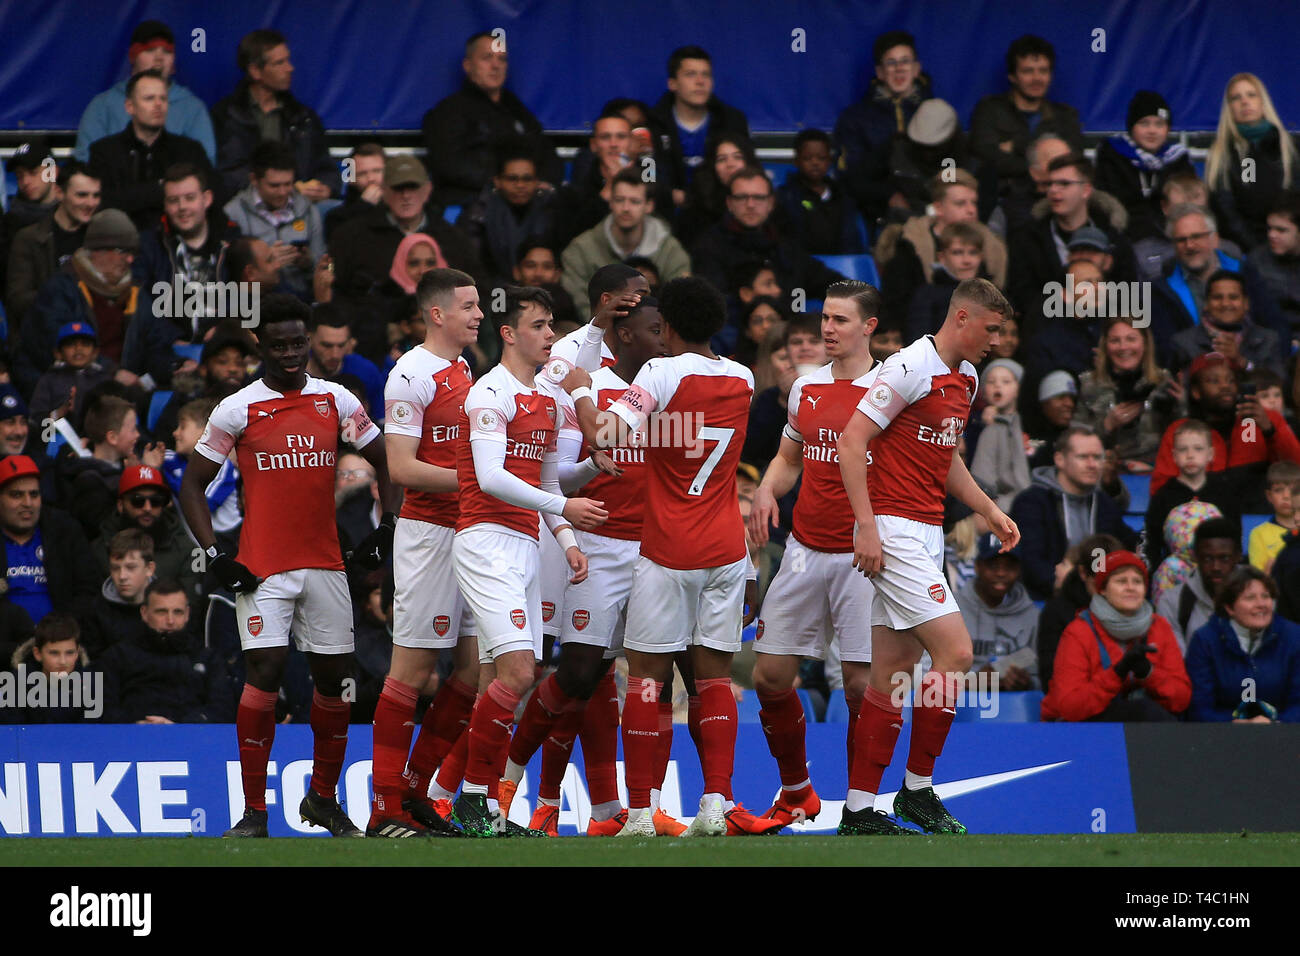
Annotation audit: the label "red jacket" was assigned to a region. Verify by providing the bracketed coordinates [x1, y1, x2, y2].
[1041, 610, 1192, 721]
[1150, 410, 1300, 494]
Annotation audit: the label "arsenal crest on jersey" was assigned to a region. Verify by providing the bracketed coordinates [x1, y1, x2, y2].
[542, 601, 555, 622]
[510, 608, 526, 629]
[571, 609, 590, 631]
[314, 399, 330, 417]
[928, 583, 946, 603]
[755, 620, 765, 640]
[247, 615, 264, 636]
[433, 615, 450, 636]
[545, 402, 557, 425]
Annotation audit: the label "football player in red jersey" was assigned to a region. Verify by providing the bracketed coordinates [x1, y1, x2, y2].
[181, 294, 400, 838]
[449, 286, 608, 836]
[747, 281, 882, 829]
[565, 276, 759, 837]
[836, 278, 1019, 835]
[367, 268, 482, 837]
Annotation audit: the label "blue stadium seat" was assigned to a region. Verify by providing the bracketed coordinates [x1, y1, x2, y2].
[953, 690, 1043, 723]
[315, 198, 343, 220]
[796, 688, 816, 723]
[47, 429, 68, 458]
[824, 688, 850, 722]
[1241, 514, 1271, 548]
[1121, 472, 1150, 515]
[443, 204, 462, 224]
[147, 390, 174, 433]
[813, 253, 880, 287]
[736, 691, 762, 724]
[173, 343, 202, 364]
[763, 162, 795, 186]
[1123, 513, 1143, 533]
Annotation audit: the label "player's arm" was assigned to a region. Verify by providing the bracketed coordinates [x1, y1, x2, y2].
[384, 433, 458, 494]
[540, 450, 590, 584]
[340, 393, 400, 569]
[748, 435, 803, 547]
[946, 452, 1020, 550]
[837, 408, 886, 576]
[181, 420, 259, 592]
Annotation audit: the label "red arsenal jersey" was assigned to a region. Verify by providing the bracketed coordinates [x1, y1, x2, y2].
[579, 365, 647, 541]
[784, 362, 880, 551]
[611, 353, 752, 570]
[196, 376, 379, 578]
[856, 336, 978, 526]
[384, 347, 472, 527]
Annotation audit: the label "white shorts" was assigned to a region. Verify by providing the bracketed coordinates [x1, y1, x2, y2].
[392, 518, 475, 649]
[235, 568, 354, 654]
[453, 525, 543, 664]
[559, 531, 639, 657]
[623, 554, 749, 655]
[754, 536, 873, 662]
[871, 515, 959, 630]
[538, 516, 568, 637]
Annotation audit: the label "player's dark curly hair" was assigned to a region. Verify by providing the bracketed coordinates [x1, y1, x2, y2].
[494, 285, 554, 341]
[658, 277, 726, 345]
[260, 292, 311, 332]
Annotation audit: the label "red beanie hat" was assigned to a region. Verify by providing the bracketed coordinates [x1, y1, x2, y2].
[1094, 550, 1148, 592]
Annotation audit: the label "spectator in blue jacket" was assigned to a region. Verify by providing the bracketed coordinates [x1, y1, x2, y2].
[1009, 425, 1139, 600]
[74, 20, 216, 164]
[1185, 566, 1300, 722]
[305, 303, 386, 421]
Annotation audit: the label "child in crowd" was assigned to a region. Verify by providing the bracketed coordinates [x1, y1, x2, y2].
[164, 398, 242, 553]
[905, 222, 984, 341]
[1248, 464, 1300, 572]
[970, 358, 1031, 511]
[776, 128, 863, 255]
[81, 529, 154, 658]
[29, 322, 117, 424]
[1144, 419, 1241, 568]
[3, 615, 94, 724]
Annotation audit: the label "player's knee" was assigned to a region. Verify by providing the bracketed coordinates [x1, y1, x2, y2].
[751, 658, 791, 696]
[494, 657, 536, 696]
[934, 649, 975, 675]
[843, 671, 871, 704]
[244, 649, 287, 691]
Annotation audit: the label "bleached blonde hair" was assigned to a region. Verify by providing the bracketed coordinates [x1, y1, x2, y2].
[1206, 73, 1297, 191]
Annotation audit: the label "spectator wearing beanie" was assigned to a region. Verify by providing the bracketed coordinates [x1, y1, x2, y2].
[17, 210, 177, 397]
[29, 321, 118, 426]
[970, 358, 1031, 511]
[1095, 91, 1196, 242]
[1041, 550, 1192, 721]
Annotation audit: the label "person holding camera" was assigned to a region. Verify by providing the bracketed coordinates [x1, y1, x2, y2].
[1185, 565, 1300, 722]
[1041, 550, 1192, 721]
[1071, 316, 1182, 473]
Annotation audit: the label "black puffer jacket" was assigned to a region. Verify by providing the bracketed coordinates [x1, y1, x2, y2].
[98, 624, 231, 723]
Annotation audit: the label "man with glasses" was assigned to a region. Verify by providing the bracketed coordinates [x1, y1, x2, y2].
[1008, 153, 1136, 325]
[92, 465, 204, 603]
[691, 166, 844, 305]
[970, 35, 1083, 203]
[834, 31, 933, 225]
[461, 149, 557, 284]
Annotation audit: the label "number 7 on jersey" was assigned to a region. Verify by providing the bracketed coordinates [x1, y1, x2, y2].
[688, 426, 735, 496]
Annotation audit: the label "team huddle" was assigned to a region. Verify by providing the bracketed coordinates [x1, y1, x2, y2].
[185, 262, 1017, 839]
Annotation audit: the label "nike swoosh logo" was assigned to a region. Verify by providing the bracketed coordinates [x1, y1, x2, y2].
[783, 761, 1071, 832]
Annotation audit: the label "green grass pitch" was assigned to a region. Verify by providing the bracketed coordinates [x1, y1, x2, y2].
[3, 833, 1297, 866]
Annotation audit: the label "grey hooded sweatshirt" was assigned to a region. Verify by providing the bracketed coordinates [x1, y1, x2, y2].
[956, 577, 1041, 687]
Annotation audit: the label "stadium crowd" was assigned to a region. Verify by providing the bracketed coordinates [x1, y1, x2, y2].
[2, 21, 1299, 735]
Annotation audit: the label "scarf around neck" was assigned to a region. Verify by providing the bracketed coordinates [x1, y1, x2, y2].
[1090, 593, 1154, 641]
[1110, 133, 1188, 172]
[72, 248, 134, 301]
[1236, 120, 1274, 146]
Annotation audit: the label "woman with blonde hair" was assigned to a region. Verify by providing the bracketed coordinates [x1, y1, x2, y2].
[1205, 73, 1300, 251]
[1071, 315, 1182, 471]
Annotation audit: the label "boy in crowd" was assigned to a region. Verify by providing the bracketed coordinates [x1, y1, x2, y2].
[57, 395, 156, 538]
[164, 398, 241, 553]
[958, 533, 1038, 690]
[1248, 463, 1300, 572]
[81, 529, 154, 658]
[2, 615, 94, 724]
[905, 223, 985, 341]
[1144, 419, 1242, 568]
[29, 322, 117, 425]
[776, 129, 863, 255]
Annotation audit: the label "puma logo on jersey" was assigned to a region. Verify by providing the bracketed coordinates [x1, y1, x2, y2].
[257, 409, 277, 419]
[804, 394, 821, 409]
[400, 373, 413, 385]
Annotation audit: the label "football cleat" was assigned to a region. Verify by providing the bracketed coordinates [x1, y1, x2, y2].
[530, 803, 561, 836]
[586, 809, 627, 837]
[493, 812, 548, 837]
[366, 810, 430, 838]
[761, 786, 822, 828]
[451, 792, 496, 838]
[893, 785, 967, 834]
[404, 796, 465, 837]
[724, 803, 787, 835]
[617, 810, 657, 837]
[652, 808, 688, 837]
[299, 791, 364, 837]
[682, 795, 727, 837]
[497, 778, 518, 818]
[836, 806, 916, 836]
[223, 808, 269, 838]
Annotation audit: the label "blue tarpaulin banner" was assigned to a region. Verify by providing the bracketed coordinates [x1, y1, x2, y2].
[0, 723, 1135, 836]
[0, 0, 1290, 134]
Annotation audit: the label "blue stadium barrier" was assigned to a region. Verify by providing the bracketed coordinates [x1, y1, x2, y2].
[1121, 472, 1150, 516]
[763, 162, 796, 186]
[443, 204, 462, 224]
[147, 391, 174, 434]
[796, 689, 815, 723]
[849, 209, 869, 252]
[173, 343, 202, 364]
[813, 253, 880, 287]
[736, 691, 762, 724]
[824, 688, 850, 723]
[954, 691, 1044, 723]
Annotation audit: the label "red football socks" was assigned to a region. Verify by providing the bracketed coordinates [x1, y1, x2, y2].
[848, 686, 903, 796]
[434, 717, 471, 796]
[907, 672, 959, 778]
[621, 677, 662, 808]
[371, 677, 419, 813]
[845, 691, 862, 778]
[652, 697, 674, 790]
[407, 675, 475, 789]
[236, 685, 277, 812]
[463, 680, 520, 788]
[508, 673, 578, 766]
[579, 670, 620, 806]
[309, 690, 350, 799]
[538, 706, 585, 801]
[756, 686, 809, 788]
[695, 678, 737, 800]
